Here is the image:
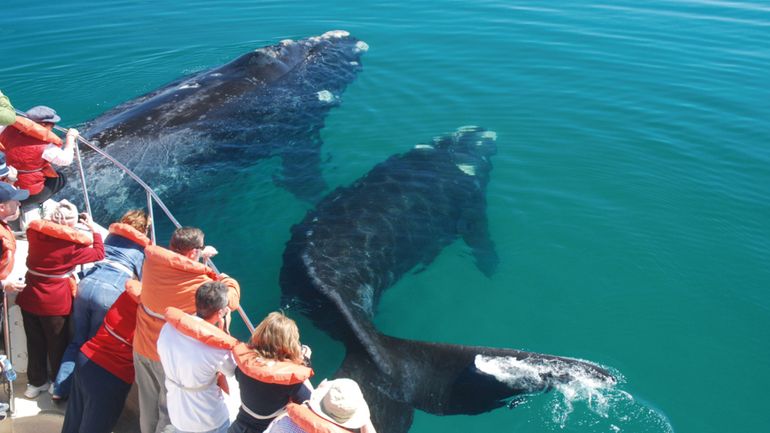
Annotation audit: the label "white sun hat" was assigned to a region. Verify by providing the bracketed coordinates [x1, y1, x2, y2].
[307, 378, 370, 429]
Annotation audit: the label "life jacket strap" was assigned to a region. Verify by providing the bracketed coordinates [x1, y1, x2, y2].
[98, 259, 135, 278]
[166, 375, 217, 392]
[104, 324, 131, 346]
[241, 403, 287, 420]
[27, 268, 74, 279]
[141, 303, 165, 320]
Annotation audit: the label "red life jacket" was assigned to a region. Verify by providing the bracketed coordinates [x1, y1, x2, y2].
[0, 116, 63, 195]
[232, 342, 314, 385]
[26, 219, 93, 297]
[285, 403, 352, 433]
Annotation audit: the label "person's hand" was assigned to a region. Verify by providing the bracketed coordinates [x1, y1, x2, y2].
[66, 128, 80, 141]
[2, 279, 25, 293]
[201, 246, 218, 259]
[79, 212, 95, 230]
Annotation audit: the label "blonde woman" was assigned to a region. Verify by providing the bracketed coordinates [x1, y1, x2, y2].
[229, 312, 315, 433]
[53, 209, 152, 399]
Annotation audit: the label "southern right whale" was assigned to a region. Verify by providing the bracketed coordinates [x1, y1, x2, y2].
[63, 30, 367, 218]
[280, 127, 616, 433]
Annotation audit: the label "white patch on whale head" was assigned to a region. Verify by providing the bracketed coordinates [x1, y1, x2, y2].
[354, 41, 370, 53]
[321, 30, 350, 39]
[414, 144, 434, 150]
[280, 39, 295, 46]
[349, 61, 359, 66]
[317, 90, 335, 102]
[481, 131, 497, 141]
[178, 82, 200, 90]
[456, 164, 476, 176]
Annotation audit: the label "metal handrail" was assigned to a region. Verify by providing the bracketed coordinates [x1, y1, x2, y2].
[10, 110, 255, 334]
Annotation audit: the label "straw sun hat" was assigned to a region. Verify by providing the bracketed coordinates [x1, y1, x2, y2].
[307, 379, 370, 429]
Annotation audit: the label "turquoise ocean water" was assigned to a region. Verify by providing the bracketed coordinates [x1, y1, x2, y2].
[2, 1, 769, 432]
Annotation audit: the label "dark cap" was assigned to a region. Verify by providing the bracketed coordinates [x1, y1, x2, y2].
[0, 183, 29, 202]
[0, 153, 8, 178]
[25, 106, 61, 124]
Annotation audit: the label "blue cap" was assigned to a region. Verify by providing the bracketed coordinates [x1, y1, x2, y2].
[25, 106, 61, 124]
[0, 183, 29, 202]
[0, 153, 8, 178]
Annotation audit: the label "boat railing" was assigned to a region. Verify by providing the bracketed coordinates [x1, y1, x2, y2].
[7, 110, 255, 335]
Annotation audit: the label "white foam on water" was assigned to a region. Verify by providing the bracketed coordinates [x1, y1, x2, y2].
[414, 144, 434, 150]
[475, 355, 674, 432]
[317, 90, 334, 102]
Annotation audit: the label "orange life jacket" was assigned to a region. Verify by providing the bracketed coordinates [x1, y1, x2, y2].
[164, 307, 238, 350]
[232, 342, 314, 385]
[108, 223, 151, 247]
[0, 222, 16, 281]
[134, 245, 240, 361]
[6, 116, 63, 147]
[26, 219, 93, 296]
[0, 116, 64, 194]
[285, 402, 352, 433]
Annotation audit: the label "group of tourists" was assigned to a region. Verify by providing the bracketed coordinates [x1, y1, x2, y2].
[0, 90, 378, 433]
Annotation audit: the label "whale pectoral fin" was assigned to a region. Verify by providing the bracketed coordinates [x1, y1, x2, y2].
[277, 139, 327, 202]
[458, 206, 499, 277]
[337, 348, 416, 433]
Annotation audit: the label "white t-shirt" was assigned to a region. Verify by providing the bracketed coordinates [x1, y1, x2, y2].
[157, 320, 236, 432]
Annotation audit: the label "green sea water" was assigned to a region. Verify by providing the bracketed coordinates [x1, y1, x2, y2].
[2, 1, 769, 432]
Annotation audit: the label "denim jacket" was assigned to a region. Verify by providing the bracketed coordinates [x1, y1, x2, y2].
[80, 233, 146, 288]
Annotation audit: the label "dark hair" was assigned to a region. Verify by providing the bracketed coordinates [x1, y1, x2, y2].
[170, 227, 203, 254]
[195, 281, 229, 320]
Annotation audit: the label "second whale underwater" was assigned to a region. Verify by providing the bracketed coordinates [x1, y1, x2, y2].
[280, 126, 616, 433]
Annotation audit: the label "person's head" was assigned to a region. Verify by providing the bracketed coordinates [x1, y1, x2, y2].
[119, 209, 151, 235]
[248, 311, 303, 363]
[25, 106, 60, 129]
[48, 199, 78, 227]
[308, 378, 371, 430]
[169, 226, 204, 258]
[0, 183, 29, 221]
[195, 281, 229, 323]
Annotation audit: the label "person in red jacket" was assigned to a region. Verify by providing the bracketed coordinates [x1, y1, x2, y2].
[0, 105, 79, 210]
[61, 283, 140, 433]
[8, 199, 105, 399]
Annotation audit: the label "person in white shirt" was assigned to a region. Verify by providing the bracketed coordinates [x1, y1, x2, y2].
[157, 281, 237, 433]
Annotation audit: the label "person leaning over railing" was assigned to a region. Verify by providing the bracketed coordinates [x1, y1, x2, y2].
[61, 279, 142, 433]
[53, 209, 152, 400]
[132, 226, 240, 433]
[158, 282, 239, 433]
[0, 105, 79, 214]
[229, 311, 314, 433]
[6, 199, 104, 399]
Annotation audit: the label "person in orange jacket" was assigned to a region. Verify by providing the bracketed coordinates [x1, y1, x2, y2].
[132, 226, 240, 433]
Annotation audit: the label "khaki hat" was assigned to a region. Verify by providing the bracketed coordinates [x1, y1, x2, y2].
[307, 379, 370, 429]
[49, 199, 78, 226]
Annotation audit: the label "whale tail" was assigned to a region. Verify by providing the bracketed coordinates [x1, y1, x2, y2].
[335, 331, 616, 433]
